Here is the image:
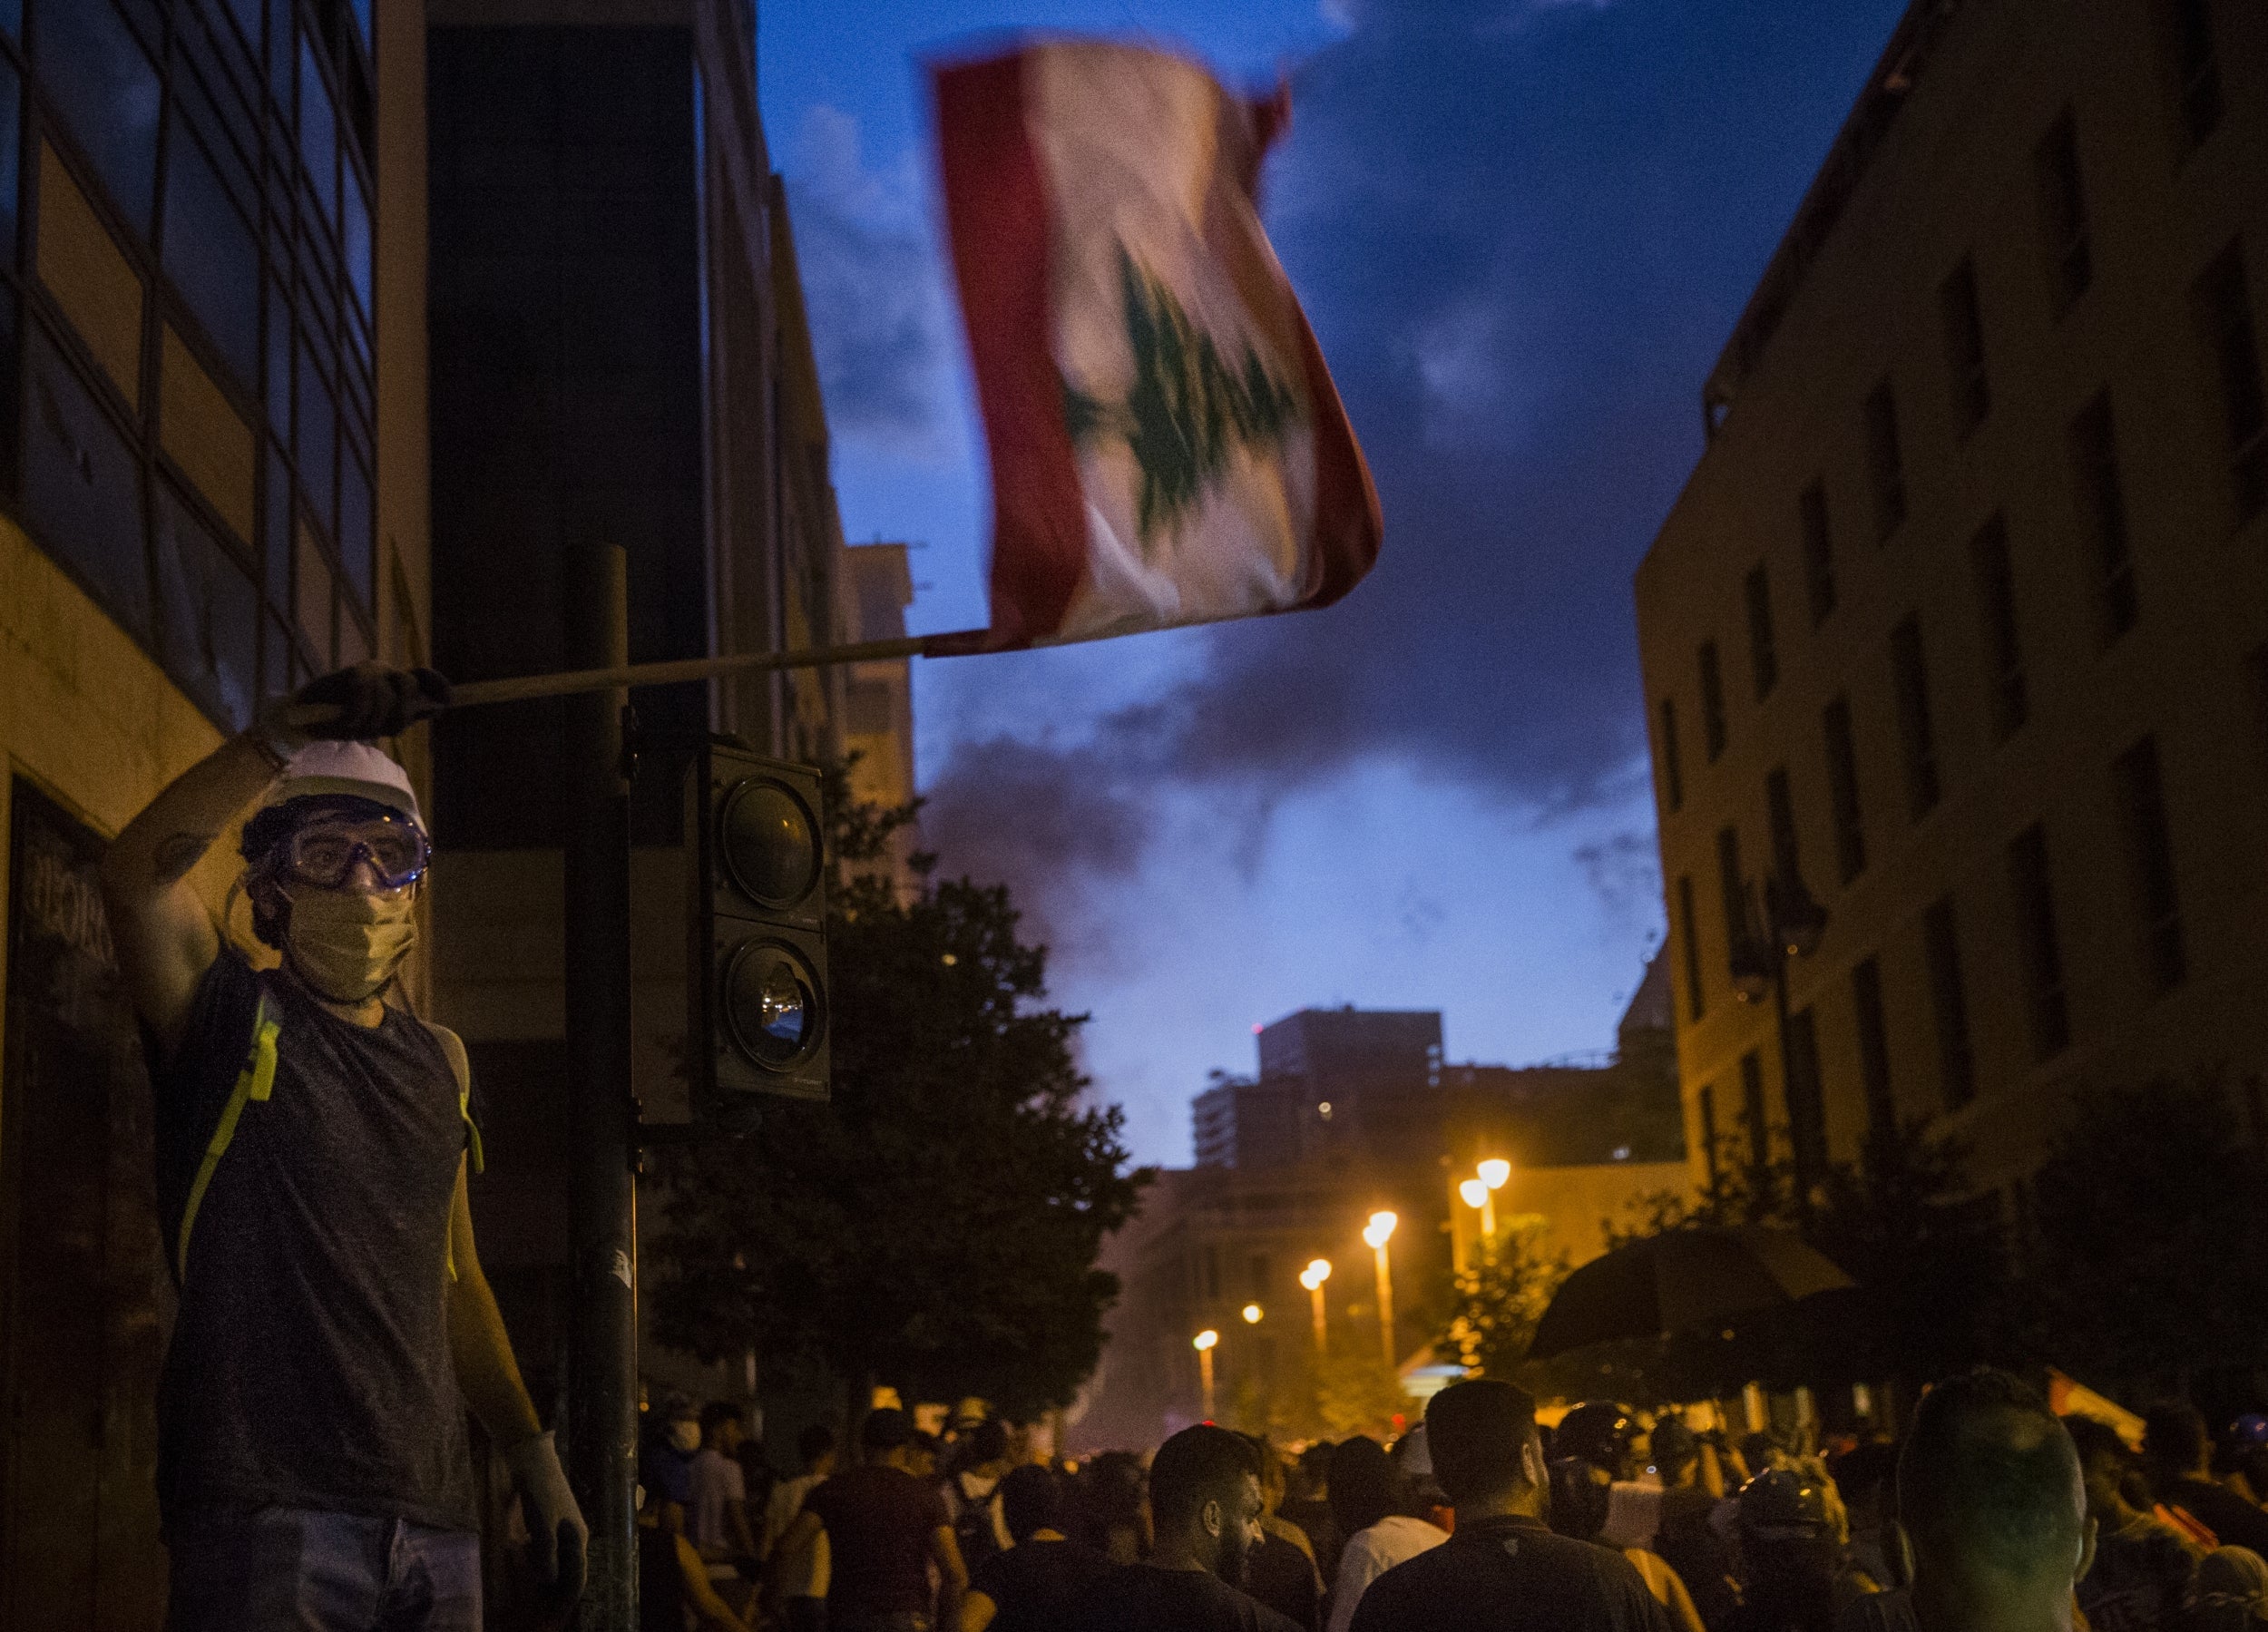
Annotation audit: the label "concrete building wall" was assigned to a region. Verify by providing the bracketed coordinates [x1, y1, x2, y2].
[1636, 0, 2268, 1197]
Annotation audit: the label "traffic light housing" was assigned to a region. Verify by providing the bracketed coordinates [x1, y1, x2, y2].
[689, 744, 829, 1108]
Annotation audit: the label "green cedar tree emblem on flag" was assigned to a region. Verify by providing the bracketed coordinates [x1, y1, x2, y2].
[1062, 245, 1308, 555]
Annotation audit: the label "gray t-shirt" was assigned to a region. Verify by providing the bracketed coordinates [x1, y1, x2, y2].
[152, 950, 476, 1530]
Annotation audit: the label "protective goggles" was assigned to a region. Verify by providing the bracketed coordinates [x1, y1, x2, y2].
[279, 815, 431, 891]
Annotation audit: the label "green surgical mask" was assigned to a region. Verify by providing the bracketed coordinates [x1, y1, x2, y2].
[285, 885, 417, 1003]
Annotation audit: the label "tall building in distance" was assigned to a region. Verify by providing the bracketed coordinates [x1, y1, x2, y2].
[0, 1, 432, 1619]
[839, 539, 922, 896]
[1636, 0, 2267, 1197]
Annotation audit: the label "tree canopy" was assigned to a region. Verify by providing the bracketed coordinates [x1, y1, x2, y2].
[648, 764, 1151, 1420]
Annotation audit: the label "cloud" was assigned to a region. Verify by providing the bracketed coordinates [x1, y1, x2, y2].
[785, 106, 957, 460]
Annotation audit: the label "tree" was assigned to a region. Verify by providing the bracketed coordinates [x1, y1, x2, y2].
[648, 762, 1153, 1421]
[1436, 1217, 1569, 1379]
[1314, 1353, 1410, 1440]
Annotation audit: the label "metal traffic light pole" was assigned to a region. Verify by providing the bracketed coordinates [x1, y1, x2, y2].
[562, 542, 639, 1632]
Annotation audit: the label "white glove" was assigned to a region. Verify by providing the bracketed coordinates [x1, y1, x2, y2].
[505, 1431, 589, 1603]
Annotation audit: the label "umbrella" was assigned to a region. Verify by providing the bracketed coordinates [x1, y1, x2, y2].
[1527, 1226, 1855, 1360]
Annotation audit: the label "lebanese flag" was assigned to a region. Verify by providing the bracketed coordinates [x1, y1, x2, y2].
[928, 42, 1382, 652]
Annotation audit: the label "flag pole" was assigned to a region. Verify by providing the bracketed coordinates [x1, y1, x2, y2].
[447, 634, 939, 709]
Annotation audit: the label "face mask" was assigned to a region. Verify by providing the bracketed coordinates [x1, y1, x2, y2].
[285, 885, 417, 1003]
[670, 1422, 702, 1454]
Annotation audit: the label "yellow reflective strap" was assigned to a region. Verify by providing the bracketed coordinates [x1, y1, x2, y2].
[176, 997, 278, 1281]
[460, 1087, 484, 1176]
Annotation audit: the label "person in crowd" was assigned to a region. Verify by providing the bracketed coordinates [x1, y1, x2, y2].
[912, 1431, 946, 1485]
[2146, 1403, 2268, 1555]
[1830, 1442, 1907, 1598]
[1077, 1451, 1154, 1564]
[1560, 1401, 1670, 1551]
[690, 1402, 760, 1566]
[1654, 1419, 1745, 1630]
[1889, 1372, 2089, 1632]
[102, 667, 586, 1630]
[961, 1464, 1111, 1632]
[770, 1408, 967, 1632]
[1725, 1468, 1863, 1632]
[645, 1397, 704, 1536]
[1348, 1379, 1671, 1632]
[1391, 1424, 1455, 1533]
[767, 1423, 839, 1632]
[2224, 1419, 2268, 1509]
[1550, 1457, 1709, 1632]
[1325, 1436, 1447, 1632]
[1241, 1434, 1325, 1631]
[946, 1419, 1017, 1573]
[734, 1431, 777, 1551]
[1281, 1443, 1345, 1586]
[1062, 1423, 1299, 1631]
[2066, 1413, 2202, 1632]
[641, 1484, 757, 1632]
[2191, 1547, 2268, 1632]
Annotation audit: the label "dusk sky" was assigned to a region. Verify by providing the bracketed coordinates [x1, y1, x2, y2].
[759, 0, 1909, 1168]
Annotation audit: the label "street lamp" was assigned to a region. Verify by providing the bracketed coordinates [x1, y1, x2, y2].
[1363, 1210, 1398, 1373]
[1242, 1303, 1264, 1325]
[1730, 863, 1831, 1210]
[1299, 1259, 1331, 1353]
[1193, 1328, 1219, 1420]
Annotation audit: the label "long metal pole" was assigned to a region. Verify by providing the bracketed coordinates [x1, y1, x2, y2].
[451, 634, 936, 708]
[1199, 1346, 1216, 1422]
[1309, 1284, 1327, 1354]
[564, 542, 638, 1632]
[1374, 1244, 1396, 1373]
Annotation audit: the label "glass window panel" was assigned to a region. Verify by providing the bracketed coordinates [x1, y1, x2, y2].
[221, 0, 264, 64]
[260, 610, 291, 700]
[349, 0, 372, 48]
[269, 0, 293, 112]
[23, 320, 149, 637]
[338, 446, 372, 608]
[264, 279, 292, 437]
[298, 35, 337, 228]
[33, 0, 161, 231]
[295, 327, 335, 532]
[0, 54, 20, 272]
[342, 154, 371, 318]
[336, 604, 368, 669]
[161, 125, 261, 390]
[263, 440, 289, 601]
[294, 513, 332, 667]
[34, 145, 142, 409]
[154, 478, 259, 729]
[160, 324, 257, 542]
[1, 0, 16, 40]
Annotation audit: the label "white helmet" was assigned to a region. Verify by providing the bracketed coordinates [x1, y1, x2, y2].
[259, 740, 425, 832]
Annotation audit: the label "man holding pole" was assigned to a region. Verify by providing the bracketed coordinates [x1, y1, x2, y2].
[100, 662, 586, 1632]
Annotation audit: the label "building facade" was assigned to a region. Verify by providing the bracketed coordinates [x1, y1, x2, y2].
[0, 1, 431, 1623]
[1637, 0, 2268, 1198]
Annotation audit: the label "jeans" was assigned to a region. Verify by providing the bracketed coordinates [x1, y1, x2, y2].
[167, 1506, 482, 1632]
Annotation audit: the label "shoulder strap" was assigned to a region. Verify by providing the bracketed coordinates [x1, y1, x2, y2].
[176, 992, 280, 1281]
[415, 1016, 483, 1285]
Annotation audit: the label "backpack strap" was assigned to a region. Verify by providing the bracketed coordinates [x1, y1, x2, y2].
[416, 1017, 484, 1283]
[176, 992, 280, 1281]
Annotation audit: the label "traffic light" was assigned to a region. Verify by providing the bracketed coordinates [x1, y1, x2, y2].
[688, 744, 829, 1108]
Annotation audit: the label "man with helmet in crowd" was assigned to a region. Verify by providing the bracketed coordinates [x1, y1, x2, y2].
[1725, 1467, 1872, 1632]
[101, 664, 585, 1631]
[1559, 1402, 1669, 1554]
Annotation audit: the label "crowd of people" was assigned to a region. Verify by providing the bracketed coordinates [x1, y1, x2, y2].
[629, 1374, 2268, 1632]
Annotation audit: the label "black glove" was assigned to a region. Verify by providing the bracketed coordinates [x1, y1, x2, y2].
[289, 663, 453, 741]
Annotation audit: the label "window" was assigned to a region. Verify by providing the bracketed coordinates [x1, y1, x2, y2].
[154, 481, 259, 731]
[2113, 736, 2186, 995]
[1717, 826, 1747, 972]
[161, 123, 261, 395]
[1699, 641, 1727, 762]
[1800, 480, 1836, 624]
[35, 146, 142, 410]
[1865, 378, 1907, 541]
[2193, 242, 2266, 527]
[1745, 564, 1778, 699]
[2156, 0, 2223, 152]
[1698, 1085, 1719, 1184]
[1852, 955, 1893, 1142]
[24, 322, 148, 636]
[1678, 875, 1705, 1022]
[159, 325, 257, 545]
[1889, 615, 1941, 818]
[1765, 766, 1801, 884]
[1940, 258, 1989, 438]
[296, 514, 335, 669]
[1969, 515, 2028, 739]
[1823, 695, 1866, 883]
[1657, 698, 1685, 813]
[299, 36, 340, 227]
[34, 0, 162, 231]
[2009, 824, 2072, 1061]
[1739, 1051, 1769, 1178]
[2034, 110, 2092, 312]
[1785, 1005, 1826, 1188]
[2069, 393, 2138, 642]
[1922, 898, 1976, 1110]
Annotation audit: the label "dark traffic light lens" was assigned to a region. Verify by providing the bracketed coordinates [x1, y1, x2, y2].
[720, 778, 820, 908]
[723, 941, 823, 1069]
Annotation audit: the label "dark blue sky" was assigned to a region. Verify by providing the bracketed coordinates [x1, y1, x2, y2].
[762, 0, 1909, 1166]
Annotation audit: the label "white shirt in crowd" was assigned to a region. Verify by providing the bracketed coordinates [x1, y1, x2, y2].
[1326, 1514, 1450, 1632]
[687, 1446, 745, 1553]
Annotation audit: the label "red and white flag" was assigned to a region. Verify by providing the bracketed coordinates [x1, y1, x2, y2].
[930, 41, 1382, 651]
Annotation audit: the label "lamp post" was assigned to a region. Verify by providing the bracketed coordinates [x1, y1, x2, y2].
[1461, 1158, 1512, 1254]
[1193, 1329, 1219, 1421]
[1300, 1259, 1331, 1353]
[1730, 863, 1830, 1215]
[1363, 1211, 1398, 1373]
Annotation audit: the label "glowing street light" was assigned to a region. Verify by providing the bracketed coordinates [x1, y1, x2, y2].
[1193, 1328, 1219, 1419]
[1242, 1303, 1264, 1324]
[1459, 1178, 1490, 1208]
[1299, 1258, 1332, 1352]
[1469, 1158, 1511, 1245]
[1477, 1158, 1511, 1191]
[1363, 1211, 1398, 1372]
